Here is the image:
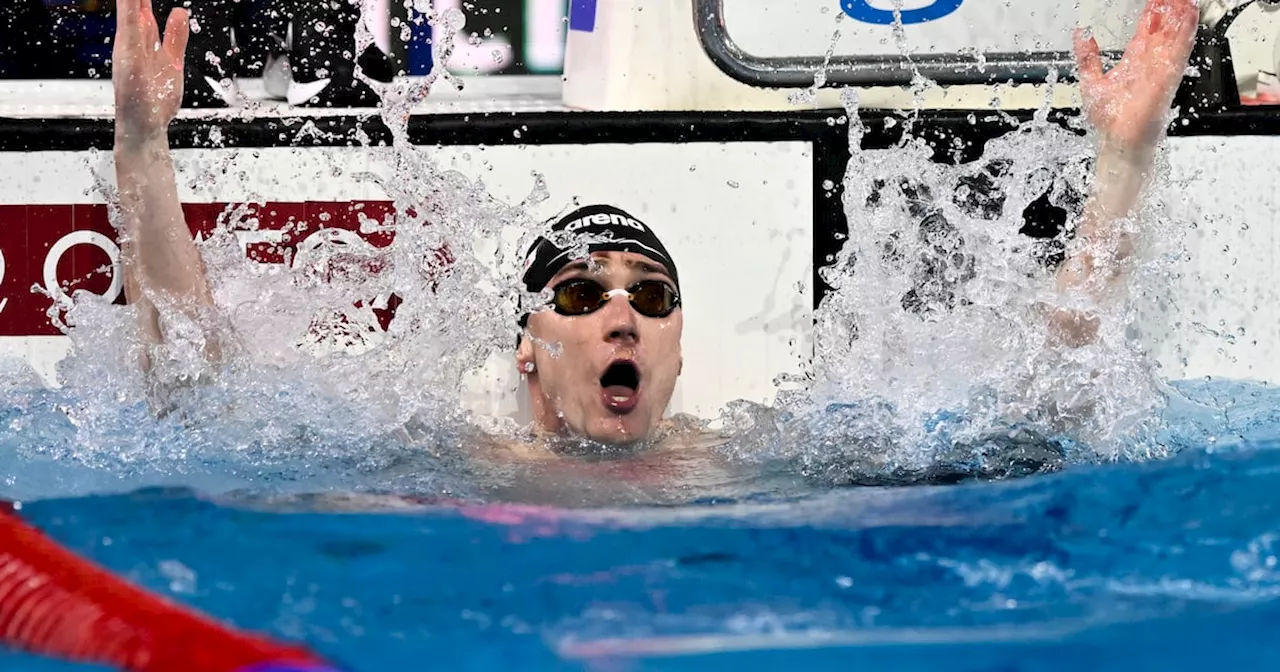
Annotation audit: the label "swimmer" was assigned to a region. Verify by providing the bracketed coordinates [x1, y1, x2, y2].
[111, 0, 1198, 485]
[514, 205, 686, 446]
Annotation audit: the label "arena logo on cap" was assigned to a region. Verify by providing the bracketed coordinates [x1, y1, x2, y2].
[840, 0, 965, 25]
[562, 212, 647, 233]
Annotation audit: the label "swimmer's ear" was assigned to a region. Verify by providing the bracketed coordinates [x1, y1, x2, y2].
[516, 333, 535, 375]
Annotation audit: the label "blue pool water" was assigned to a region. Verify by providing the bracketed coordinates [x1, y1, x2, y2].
[3, 378, 1280, 670]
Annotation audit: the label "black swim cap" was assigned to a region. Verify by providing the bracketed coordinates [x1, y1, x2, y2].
[521, 204, 680, 292]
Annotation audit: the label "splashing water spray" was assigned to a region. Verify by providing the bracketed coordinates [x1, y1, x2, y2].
[718, 3, 1193, 483]
[8, 0, 1197, 498]
[11, 1, 560, 498]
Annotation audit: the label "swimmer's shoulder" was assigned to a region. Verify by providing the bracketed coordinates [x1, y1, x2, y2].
[654, 414, 732, 452]
[483, 436, 559, 461]
[396, 412, 547, 454]
[457, 425, 559, 463]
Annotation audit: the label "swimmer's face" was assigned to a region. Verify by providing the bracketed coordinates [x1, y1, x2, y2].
[518, 251, 683, 446]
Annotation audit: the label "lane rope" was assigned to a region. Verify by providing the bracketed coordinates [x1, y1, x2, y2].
[0, 502, 343, 672]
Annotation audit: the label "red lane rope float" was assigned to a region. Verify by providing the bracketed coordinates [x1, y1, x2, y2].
[0, 503, 344, 672]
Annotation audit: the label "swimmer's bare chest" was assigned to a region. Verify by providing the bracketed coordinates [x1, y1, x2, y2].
[478, 425, 730, 477]
[389, 414, 745, 506]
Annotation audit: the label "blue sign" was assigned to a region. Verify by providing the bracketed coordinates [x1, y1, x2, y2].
[570, 0, 598, 32]
[841, 0, 965, 25]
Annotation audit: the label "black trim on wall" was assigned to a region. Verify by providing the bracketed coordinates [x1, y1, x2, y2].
[3, 106, 1280, 306]
[3, 105, 1278, 153]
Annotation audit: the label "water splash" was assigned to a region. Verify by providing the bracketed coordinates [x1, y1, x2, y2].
[0, 2, 1225, 499]
[9, 3, 545, 496]
[715, 88, 1194, 482]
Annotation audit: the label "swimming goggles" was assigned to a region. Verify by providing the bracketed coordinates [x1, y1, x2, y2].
[549, 279, 681, 318]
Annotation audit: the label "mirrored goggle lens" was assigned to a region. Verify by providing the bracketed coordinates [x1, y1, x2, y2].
[552, 280, 607, 315]
[550, 279, 679, 317]
[628, 280, 679, 317]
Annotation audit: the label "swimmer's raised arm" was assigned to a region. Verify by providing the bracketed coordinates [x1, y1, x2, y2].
[112, 0, 221, 370]
[1050, 0, 1197, 346]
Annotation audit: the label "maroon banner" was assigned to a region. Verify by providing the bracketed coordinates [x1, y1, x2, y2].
[0, 201, 441, 336]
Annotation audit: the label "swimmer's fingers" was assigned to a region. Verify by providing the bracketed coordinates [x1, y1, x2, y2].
[114, 0, 141, 44]
[115, 0, 159, 51]
[1164, 0, 1200, 38]
[1073, 28, 1103, 91]
[139, 0, 162, 47]
[115, 0, 136, 27]
[1136, 0, 1196, 57]
[163, 8, 191, 68]
[1130, 0, 1196, 98]
[1135, 0, 1170, 39]
[1159, 0, 1199, 74]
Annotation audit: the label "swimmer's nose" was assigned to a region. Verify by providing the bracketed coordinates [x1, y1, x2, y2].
[602, 291, 639, 344]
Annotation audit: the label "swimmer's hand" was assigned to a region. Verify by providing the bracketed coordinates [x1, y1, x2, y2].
[1051, 0, 1197, 347]
[112, 0, 189, 147]
[1073, 0, 1197, 156]
[112, 1, 220, 378]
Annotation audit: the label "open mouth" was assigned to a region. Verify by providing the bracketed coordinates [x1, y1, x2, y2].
[600, 360, 641, 413]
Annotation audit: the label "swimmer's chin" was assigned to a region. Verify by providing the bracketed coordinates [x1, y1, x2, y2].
[549, 415, 712, 456]
[519, 413, 651, 450]
[548, 428, 656, 456]
[477, 415, 712, 463]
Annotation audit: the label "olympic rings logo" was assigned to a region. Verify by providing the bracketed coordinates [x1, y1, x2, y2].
[0, 232, 122, 321]
[0, 201, 423, 335]
[43, 231, 124, 307]
[841, 0, 965, 25]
